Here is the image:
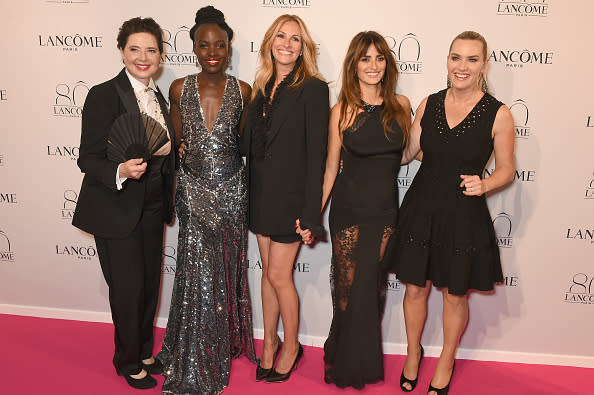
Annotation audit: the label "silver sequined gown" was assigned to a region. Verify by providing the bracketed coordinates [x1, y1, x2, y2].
[158, 74, 256, 395]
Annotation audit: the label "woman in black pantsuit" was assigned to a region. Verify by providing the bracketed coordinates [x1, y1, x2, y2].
[243, 14, 329, 383]
[72, 17, 176, 390]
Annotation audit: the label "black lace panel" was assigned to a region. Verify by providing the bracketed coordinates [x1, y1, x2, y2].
[330, 225, 359, 312]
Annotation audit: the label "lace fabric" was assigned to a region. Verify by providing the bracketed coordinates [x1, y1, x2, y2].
[324, 102, 403, 389]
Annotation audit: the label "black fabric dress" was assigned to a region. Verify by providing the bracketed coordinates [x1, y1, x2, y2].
[324, 105, 403, 389]
[387, 89, 504, 295]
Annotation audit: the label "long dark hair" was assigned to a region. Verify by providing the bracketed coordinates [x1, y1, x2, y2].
[338, 31, 410, 142]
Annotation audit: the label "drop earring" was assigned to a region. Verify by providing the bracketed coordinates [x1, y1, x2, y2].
[479, 73, 488, 92]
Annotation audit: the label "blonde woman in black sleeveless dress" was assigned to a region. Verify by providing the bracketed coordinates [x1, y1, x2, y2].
[387, 31, 515, 395]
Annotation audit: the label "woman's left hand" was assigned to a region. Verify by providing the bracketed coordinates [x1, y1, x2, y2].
[295, 219, 313, 245]
[460, 174, 486, 196]
[178, 140, 187, 159]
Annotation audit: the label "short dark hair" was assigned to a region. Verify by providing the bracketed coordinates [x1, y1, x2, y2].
[189, 6, 233, 42]
[117, 17, 163, 53]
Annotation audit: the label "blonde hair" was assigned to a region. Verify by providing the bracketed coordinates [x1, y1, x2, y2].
[449, 30, 488, 60]
[449, 31, 489, 92]
[251, 14, 320, 101]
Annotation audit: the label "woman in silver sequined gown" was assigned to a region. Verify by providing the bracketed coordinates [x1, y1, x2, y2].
[157, 7, 256, 395]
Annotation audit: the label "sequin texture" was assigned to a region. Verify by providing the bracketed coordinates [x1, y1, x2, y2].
[158, 74, 256, 395]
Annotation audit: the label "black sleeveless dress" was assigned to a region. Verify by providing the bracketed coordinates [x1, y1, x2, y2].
[387, 89, 504, 295]
[324, 104, 403, 389]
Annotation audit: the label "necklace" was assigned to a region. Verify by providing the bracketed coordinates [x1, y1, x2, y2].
[361, 99, 381, 113]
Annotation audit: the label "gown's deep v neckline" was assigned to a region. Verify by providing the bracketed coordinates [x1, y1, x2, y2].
[443, 92, 486, 131]
[196, 75, 229, 134]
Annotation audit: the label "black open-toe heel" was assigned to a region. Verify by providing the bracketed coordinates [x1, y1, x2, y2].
[265, 343, 303, 383]
[400, 344, 424, 392]
[256, 335, 282, 381]
[428, 361, 456, 395]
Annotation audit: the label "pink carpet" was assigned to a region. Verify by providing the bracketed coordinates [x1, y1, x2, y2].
[2, 314, 591, 394]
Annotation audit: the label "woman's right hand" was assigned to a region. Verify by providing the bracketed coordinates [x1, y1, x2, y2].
[119, 158, 147, 179]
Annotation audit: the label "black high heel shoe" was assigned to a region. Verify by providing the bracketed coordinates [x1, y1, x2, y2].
[256, 335, 282, 381]
[265, 343, 303, 383]
[428, 361, 456, 395]
[400, 344, 424, 392]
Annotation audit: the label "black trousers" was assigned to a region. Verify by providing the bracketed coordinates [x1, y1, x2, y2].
[95, 160, 165, 376]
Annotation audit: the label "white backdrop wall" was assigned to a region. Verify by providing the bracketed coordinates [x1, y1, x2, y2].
[1, 0, 593, 367]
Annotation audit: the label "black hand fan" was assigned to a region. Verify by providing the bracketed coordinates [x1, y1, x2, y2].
[106, 113, 169, 163]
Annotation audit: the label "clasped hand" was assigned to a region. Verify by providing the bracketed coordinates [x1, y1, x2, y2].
[460, 174, 485, 196]
[295, 219, 313, 245]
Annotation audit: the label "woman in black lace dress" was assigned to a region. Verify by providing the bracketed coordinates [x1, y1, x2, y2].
[388, 31, 515, 395]
[321, 31, 411, 389]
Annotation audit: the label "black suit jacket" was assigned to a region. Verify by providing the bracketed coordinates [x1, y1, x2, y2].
[72, 69, 176, 239]
[243, 76, 329, 237]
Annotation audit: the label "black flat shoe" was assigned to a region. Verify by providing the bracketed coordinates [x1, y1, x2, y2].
[400, 344, 424, 392]
[428, 361, 456, 395]
[123, 371, 157, 390]
[256, 335, 282, 381]
[141, 358, 164, 375]
[266, 343, 303, 383]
